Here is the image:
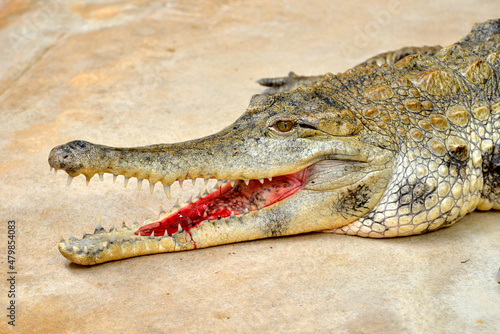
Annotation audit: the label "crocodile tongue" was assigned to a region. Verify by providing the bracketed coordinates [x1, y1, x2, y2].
[136, 169, 308, 237]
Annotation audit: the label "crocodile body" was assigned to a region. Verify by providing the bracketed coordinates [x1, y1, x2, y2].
[49, 20, 500, 265]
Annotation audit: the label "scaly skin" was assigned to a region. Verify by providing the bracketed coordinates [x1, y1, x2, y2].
[49, 20, 500, 265]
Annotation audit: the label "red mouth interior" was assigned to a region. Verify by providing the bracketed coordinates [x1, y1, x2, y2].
[136, 169, 307, 238]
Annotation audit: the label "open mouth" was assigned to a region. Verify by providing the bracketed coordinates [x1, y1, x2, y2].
[136, 168, 308, 238]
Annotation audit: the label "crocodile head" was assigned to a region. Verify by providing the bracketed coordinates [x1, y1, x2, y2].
[49, 82, 395, 265]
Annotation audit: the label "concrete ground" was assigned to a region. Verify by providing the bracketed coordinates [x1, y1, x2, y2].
[0, 0, 499, 333]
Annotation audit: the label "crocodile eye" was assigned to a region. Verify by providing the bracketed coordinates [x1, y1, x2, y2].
[273, 120, 295, 132]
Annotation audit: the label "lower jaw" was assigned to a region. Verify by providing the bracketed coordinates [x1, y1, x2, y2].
[136, 168, 308, 237]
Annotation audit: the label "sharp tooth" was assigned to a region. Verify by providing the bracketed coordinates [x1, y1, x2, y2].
[54, 168, 58, 174]
[203, 211, 208, 217]
[268, 177, 272, 181]
[177, 224, 183, 232]
[109, 224, 115, 232]
[65, 239, 70, 248]
[173, 199, 180, 209]
[204, 178, 209, 185]
[216, 179, 223, 188]
[244, 208, 249, 214]
[149, 181, 155, 194]
[96, 215, 102, 230]
[109, 230, 116, 243]
[59, 233, 64, 242]
[121, 222, 128, 230]
[259, 178, 264, 184]
[163, 185, 171, 199]
[124, 177, 130, 187]
[99, 174, 104, 182]
[244, 179, 250, 186]
[230, 212, 235, 218]
[187, 217, 192, 225]
[150, 231, 155, 239]
[132, 219, 139, 227]
[86, 176, 91, 186]
[98, 243, 104, 251]
[230, 180, 235, 187]
[68, 233, 75, 240]
[83, 246, 89, 254]
[50, 167, 54, 173]
[179, 180, 184, 188]
[191, 179, 196, 186]
[113, 174, 117, 183]
[137, 179, 143, 190]
[159, 205, 165, 215]
[67, 176, 73, 186]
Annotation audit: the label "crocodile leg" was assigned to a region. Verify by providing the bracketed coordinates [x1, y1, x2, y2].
[258, 46, 442, 95]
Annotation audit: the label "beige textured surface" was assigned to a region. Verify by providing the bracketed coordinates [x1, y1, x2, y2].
[0, 0, 499, 333]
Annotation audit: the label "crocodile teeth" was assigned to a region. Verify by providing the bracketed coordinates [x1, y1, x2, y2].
[178, 180, 184, 188]
[173, 199, 180, 209]
[99, 174, 104, 182]
[244, 208, 249, 214]
[96, 215, 102, 230]
[137, 179, 143, 190]
[109, 230, 116, 243]
[191, 179, 196, 186]
[268, 177, 272, 181]
[124, 177, 130, 187]
[177, 224, 183, 232]
[159, 205, 166, 215]
[59, 233, 64, 242]
[230, 180, 235, 187]
[244, 179, 250, 186]
[85, 176, 91, 186]
[149, 182, 155, 194]
[113, 174, 117, 183]
[259, 178, 264, 184]
[216, 179, 223, 188]
[163, 185, 172, 199]
[67, 176, 73, 186]
[204, 178, 209, 185]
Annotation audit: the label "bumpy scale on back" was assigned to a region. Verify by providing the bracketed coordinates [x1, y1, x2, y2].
[49, 19, 500, 265]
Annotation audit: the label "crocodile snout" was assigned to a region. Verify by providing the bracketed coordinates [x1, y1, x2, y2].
[48, 141, 89, 176]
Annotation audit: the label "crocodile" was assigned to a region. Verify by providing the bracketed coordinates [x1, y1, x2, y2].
[49, 19, 500, 265]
